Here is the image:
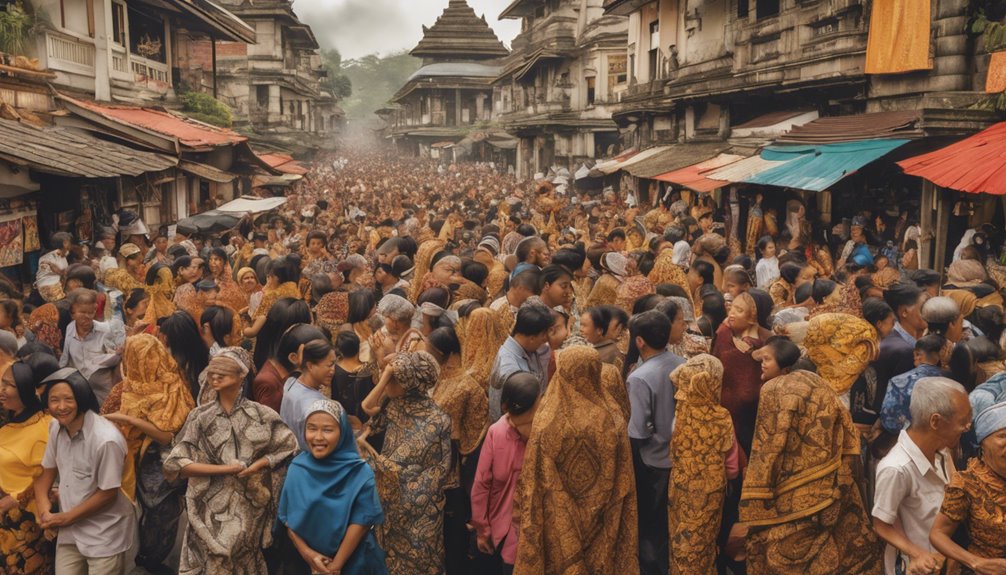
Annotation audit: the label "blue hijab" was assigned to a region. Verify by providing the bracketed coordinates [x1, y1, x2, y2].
[278, 399, 386, 573]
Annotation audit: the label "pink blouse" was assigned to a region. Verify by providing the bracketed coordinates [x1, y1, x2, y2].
[470, 416, 526, 564]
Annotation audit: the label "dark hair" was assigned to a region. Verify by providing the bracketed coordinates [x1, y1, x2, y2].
[764, 336, 801, 371]
[724, 267, 751, 288]
[584, 306, 614, 337]
[862, 297, 894, 328]
[632, 293, 664, 315]
[883, 282, 924, 315]
[515, 237, 544, 263]
[655, 283, 689, 299]
[171, 256, 194, 277]
[656, 298, 682, 324]
[949, 343, 979, 392]
[143, 263, 167, 286]
[510, 269, 541, 293]
[461, 260, 489, 287]
[550, 248, 586, 273]
[692, 260, 715, 285]
[124, 289, 149, 315]
[335, 330, 361, 358]
[347, 290, 376, 324]
[794, 282, 814, 305]
[915, 333, 946, 357]
[300, 339, 334, 368]
[811, 278, 837, 305]
[513, 304, 554, 337]
[779, 262, 803, 285]
[701, 292, 728, 333]
[637, 252, 656, 276]
[255, 298, 312, 370]
[428, 326, 462, 358]
[6, 362, 43, 419]
[311, 274, 334, 304]
[606, 229, 626, 242]
[664, 225, 686, 244]
[755, 235, 775, 259]
[277, 324, 327, 372]
[457, 300, 482, 318]
[909, 269, 941, 289]
[972, 306, 1005, 344]
[200, 306, 235, 348]
[307, 230, 328, 246]
[68, 288, 98, 309]
[209, 247, 228, 263]
[501, 372, 540, 416]
[268, 254, 302, 284]
[624, 310, 672, 379]
[540, 264, 572, 288]
[748, 288, 774, 330]
[417, 286, 451, 310]
[161, 311, 209, 396]
[66, 264, 97, 290]
[0, 299, 21, 330]
[42, 369, 100, 415]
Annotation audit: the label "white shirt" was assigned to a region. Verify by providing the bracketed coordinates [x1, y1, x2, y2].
[872, 430, 955, 575]
[756, 256, 780, 289]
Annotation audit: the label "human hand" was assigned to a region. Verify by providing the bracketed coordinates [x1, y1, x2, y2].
[103, 413, 134, 426]
[237, 458, 269, 478]
[907, 552, 944, 575]
[0, 494, 17, 514]
[476, 533, 494, 555]
[973, 559, 1006, 575]
[40, 511, 71, 529]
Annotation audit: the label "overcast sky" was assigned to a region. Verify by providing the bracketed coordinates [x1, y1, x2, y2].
[291, 0, 522, 59]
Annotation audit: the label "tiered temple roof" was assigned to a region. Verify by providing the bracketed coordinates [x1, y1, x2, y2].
[410, 0, 509, 61]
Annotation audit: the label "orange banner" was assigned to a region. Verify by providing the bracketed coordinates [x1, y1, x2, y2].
[987, 51, 1006, 93]
[865, 0, 932, 74]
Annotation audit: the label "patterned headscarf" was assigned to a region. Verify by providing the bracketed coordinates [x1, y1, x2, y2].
[457, 307, 508, 389]
[391, 351, 441, 396]
[947, 259, 987, 287]
[143, 265, 176, 324]
[305, 398, 346, 426]
[804, 313, 879, 395]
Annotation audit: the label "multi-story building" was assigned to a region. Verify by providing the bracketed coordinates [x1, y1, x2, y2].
[386, 0, 509, 158]
[178, 0, 342, 150]
[492, 0, 628, 178]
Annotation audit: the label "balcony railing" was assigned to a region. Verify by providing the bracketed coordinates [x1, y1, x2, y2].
[44, 30, 95, 75]
[131, 56, 169, 83]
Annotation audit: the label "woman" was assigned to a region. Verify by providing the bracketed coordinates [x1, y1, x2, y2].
[143, 262, 176, 324]
[768, 261, 802, 308]
[0, 361, 54, 575]
[200, 305, 242, 354]
[668, 354, 735, 575]
[428, 327, 489, 575]
[615, 257, 655, 315]
[371, 295, 424, 368]
[163, 350, 298, 575]
[208, 247, 248, 312]
[755, 236, 779, 290]
[252, 297, 312, 373]
[755, 336, 802, 382]
[931, 402, 1006, 573]
[0, 299, 26, 348]
[314, 273, 350, 334]
[332, 331, 375, 429]
[160, 310, 210, 401]
[712, 291, 770, 455]
[513, 346, 638, 574]
[739, 369, 883, 574]
[585, 252, 625, 308]
[102, 334, 194, 572]
[804, 313, 879, 406]
[358, 351, 452, 575]
[580, 305, 625, 369]
[278, 399, 387, 575]
[280, 339, 336, 450]
[456, 306, 507, 390]
[172, 255, 204, 320]
[123, 288, 151, 333]
[103, 243, 146, 294]
[245, 254, 302, 340]
[251, 322, 322, 413]
[238, 266, 265, 319]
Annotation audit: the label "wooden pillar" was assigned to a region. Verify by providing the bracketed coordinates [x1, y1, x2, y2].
[933, 184, 951, 279]
[919, 179, 936, 270]
[211, 37, 218, 99]
[455, 88, 462, 127]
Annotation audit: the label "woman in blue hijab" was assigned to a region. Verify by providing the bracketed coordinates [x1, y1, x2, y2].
[278, 399, 387, 575]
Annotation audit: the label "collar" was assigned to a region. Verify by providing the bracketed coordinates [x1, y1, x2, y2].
[898, 430, 949, 480]
[893, 322, 918, 346]
[61, 410, 92, 440]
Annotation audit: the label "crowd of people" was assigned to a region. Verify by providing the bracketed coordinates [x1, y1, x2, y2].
[2, 150, 1006, 575]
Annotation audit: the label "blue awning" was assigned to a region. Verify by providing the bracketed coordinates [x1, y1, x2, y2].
[743, 139, 911, 192]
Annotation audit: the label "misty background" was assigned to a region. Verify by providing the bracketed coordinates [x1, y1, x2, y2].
[295, 0, 520, 120]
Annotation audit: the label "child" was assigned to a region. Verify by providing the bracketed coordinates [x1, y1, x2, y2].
[471, 372, 541, 575]
[879, 334, 949, 433]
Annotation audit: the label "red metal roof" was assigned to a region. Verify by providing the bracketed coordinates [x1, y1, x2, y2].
[897, 122, 1006, 195]
[63, 95, 246, 149]
[653, 153, 746, 192]
[256, 152, 308, 175]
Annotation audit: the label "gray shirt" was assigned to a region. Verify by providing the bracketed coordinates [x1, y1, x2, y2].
[59, 321, 121, 405]
[280, 377, 326, 450]
[627, 350, 684, 469]
[41, 411, 135, 558]
[488, 336, 549, 422]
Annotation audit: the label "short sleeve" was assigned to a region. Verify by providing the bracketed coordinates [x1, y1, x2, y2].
[872, 463, 909, 524]
[627, 376, 653, 440]
[939, 475, 969, 523]
[41, 421, 59, 470]
[94, 438, 127, 491]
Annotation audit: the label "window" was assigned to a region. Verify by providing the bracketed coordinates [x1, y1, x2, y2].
[649, 20, 660, 47]
[111, 2, 126, 46]
[756, 0, 779, 19]
[128, 6, 165, 63]
[648, 49, 659, 80]
[256, 85, 269, 108]
[586, 76, 596, 105]
[738, 0, 749, 17]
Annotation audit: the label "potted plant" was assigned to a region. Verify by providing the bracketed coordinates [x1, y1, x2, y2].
[0, 2, 31, 62]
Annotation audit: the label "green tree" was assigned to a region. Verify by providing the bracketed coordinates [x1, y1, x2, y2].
[320, 48, 353, 101]
[180, 92, 233, 128]
[339, 50, 422, 119]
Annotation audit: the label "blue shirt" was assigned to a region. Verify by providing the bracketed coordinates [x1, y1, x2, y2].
[627, 350, 684, 469]
[488, 336, 549, 423]
[879, 363, 946, 433]
[280, 377, 326, 450]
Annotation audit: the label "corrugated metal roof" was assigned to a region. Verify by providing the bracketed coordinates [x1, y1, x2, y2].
[747, 139, 910, 192]
[898, 122, 1006, 195]
[60, 94, 247, 149]
[623, 143, 730, 179]
[734, 110, 817, 130]
[707, 155, 790, 183]
[407, 62, 501, 82]
[178, 160, 236, 183]
[774, 111, 922, 145]
[653, 153, 746, 192]
[0, 118, 177, 178]
[256, 153, 308, 175]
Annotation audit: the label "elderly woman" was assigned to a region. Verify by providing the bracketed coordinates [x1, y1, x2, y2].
[930, 402, 1006, 574]
[371, 294, 424, 369]
[586, 252, 627, 308]
[740, 369, 883, 574]
[237, 266, 264, 319]
[358, 351, 452, 575]
[164, 349, 298, 575]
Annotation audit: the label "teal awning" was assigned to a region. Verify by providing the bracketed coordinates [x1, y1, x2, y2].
[744, 139, 910, 192]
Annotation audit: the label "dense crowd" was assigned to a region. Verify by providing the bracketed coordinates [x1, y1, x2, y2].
[2, 151, 1006, 575]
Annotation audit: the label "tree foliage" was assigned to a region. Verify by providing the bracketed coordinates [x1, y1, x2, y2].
[339, 50, 422, 120]
[180, 92, 233, 128]
[320, 48, 353, 101]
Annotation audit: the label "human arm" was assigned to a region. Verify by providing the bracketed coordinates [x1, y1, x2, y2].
[178, 462, 245, 478]
[469, 426, 496, 553]
[287, 527, 336, 574]
[873, 517, 942, 575]
[361, 364, 392, 418]
[872, 464, 942, 574]
[39, 439, 127, 529]
[103, 413, 174, 446]
[330, 524, 370, 573]
[39, 487, 118, 529]
[930, 514, 1006, 575]
[243, 314, 268, 338]
[32, 467, 57, 518]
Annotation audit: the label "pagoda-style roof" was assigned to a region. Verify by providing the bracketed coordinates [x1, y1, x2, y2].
[411, 0, 509, 61]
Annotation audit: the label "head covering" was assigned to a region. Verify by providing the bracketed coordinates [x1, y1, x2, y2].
[391, 351, 440, 396]
[947, 259, 987, 287]
[277, 399, 384, 558]
[974, 402, 1006, 445]
[601, 252, 629, 278]
[378, 294, 415, 323]
[804, 313, 879, 395]
[953, 229, 977, 262]
[213, 347, 253, 380]
[457, 307, 508, 389]
[515, 345, 638, 574]
[410, 239, 447, 301]
[477, 236, 501, 257]
[694, 234, 726, 258]
[119, 243, 142, 259]
[0, 330, 17, 357]
[668, 354, 733, 574]
[945, 289, 978, 318]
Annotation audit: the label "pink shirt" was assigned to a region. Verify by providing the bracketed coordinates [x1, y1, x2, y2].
[470, 416, 526, 564]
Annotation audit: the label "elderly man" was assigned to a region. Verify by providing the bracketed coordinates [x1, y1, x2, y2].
[872, 377, 971, 575]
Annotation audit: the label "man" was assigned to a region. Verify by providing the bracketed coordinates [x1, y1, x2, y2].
[515, 236, 549, 268]
[487, 302, 553, 422]
[606, 229, 627, 253]
[172, 225, 199, 258]
[625, 310, 682, 575]
[490, 268, 541, 334]
[144, 234, 170, 265]
[873, 377, 970, 575]
[59, 289, 121, 404]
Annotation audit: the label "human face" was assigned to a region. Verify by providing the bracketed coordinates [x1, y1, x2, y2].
[579, 313, 604, 344]
[727, 297, 753, 333]
[0, 369, 24, 414]
[308, 238, 325, 256]
[154, 237, 168, 252]
[101, 237, 116, 251]
[946, 316, 964, 343]
[669, 312, 687, 345]
[180, 262, 200, 283]
[687, 268, 702, 291]
[432, 261, 461, 285]
[548, 317, 569, 350]
[46, 382, 80, 427]
[209, 255, 225, 275]
[533, 246, 550, 267]
[126, 298, 150, 324]
[762, 241, 776, 259]
[723, 279, 746, 299]
[542, 275, 573, 308]
[609, 237, 626, 252]
[900, 294, 928, 334]
[875, 313, 896, 339]
[305, 412, 341, 460]
[72, 303, 96, 335]
[757, 348, 783, 382]
[240, 272, 258, 293]
[507, 398, 540, 441]
[374, 268, 389, 286]
[208, 367, 243, 394]
[199, 288, 219, 307]
[933, 392, 972, 450]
